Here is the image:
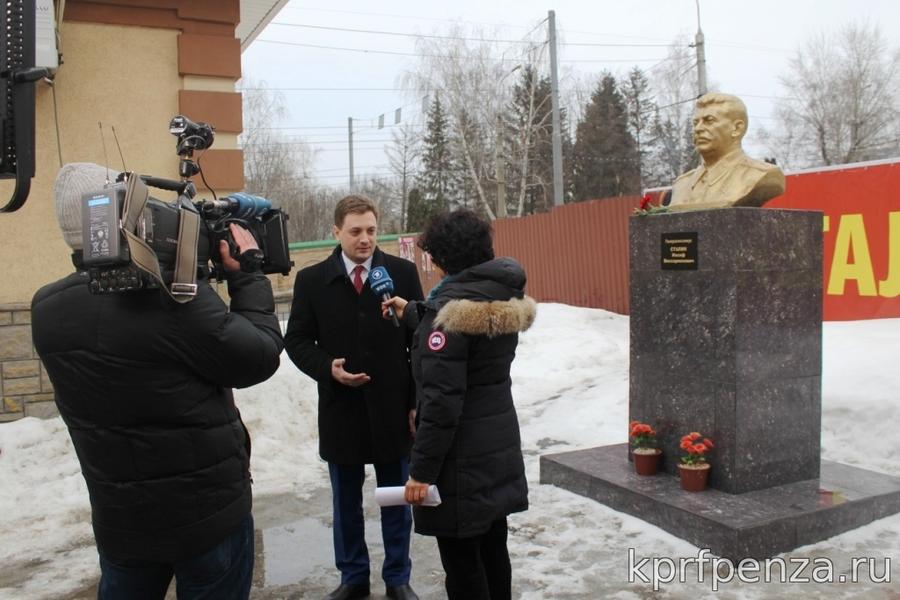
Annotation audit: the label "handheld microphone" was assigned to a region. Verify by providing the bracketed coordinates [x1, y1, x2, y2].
[369, 266, 400, 328]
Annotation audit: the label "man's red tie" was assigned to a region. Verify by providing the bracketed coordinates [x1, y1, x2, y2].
[352, 265, 365, 294]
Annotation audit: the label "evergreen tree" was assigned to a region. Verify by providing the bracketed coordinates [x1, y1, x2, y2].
[571, 73, 640, 201]
[405, 187, 430, 232]
[506, 67, 575, 215]
[451, 107, 487, 212]
[416, 96, 454, 224]
[620, 67, 657, 191]
[646, 114, 699, 189]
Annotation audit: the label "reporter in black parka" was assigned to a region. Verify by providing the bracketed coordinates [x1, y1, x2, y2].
[384, 209, 536, 600]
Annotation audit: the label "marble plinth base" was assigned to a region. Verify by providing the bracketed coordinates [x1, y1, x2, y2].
[629, 209, 824, 493]
[541, 444, 900, 560]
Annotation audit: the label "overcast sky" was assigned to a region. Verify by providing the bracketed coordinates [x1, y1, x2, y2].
[240, 0, 899, 187]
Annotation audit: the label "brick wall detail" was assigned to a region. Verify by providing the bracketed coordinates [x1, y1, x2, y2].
[0, 305, 56, 421]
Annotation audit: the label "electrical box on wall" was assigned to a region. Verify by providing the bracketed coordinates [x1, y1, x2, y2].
[35, 0, 57, 71]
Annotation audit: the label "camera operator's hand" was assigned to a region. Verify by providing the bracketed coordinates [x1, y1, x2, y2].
[219, 223, 260, 272]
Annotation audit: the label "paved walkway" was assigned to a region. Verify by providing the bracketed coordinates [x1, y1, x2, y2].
[63, 479, 454, 599]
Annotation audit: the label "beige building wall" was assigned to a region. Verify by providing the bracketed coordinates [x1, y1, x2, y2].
[0, 22, 182, 305]
[0, 0, 245, 421]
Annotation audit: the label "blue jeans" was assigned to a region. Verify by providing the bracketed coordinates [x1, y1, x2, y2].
[328, 459, 413, 586]
[97, 514, 254, 600]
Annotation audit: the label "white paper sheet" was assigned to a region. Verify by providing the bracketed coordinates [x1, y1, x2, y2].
[375, 485, 442, 507]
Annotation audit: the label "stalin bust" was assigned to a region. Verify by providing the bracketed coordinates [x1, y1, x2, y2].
[669, 92, 785, 209]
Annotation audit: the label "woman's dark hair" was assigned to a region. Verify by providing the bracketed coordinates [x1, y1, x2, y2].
[417, 209, 494, 275]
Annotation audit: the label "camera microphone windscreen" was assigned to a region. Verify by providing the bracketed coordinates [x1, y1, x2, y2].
[370, 266, 399, 328]
[219, 193, 272, 219]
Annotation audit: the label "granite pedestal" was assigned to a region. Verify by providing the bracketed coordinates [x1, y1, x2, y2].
[629, 208, 823, 494]
[539, 208, 900, 559]
[541, 445, 900, 561]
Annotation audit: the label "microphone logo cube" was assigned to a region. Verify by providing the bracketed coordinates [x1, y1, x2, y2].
[370, 266, 394, 296]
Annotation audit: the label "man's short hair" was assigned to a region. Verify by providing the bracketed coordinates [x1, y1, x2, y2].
[334, 195, 379, 227]
[696, 92, 749, 131]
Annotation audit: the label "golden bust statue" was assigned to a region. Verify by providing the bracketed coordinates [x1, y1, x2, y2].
[669, 93, 785, 209]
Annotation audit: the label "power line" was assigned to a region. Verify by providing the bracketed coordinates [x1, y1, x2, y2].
[261, 139, 395, 145]
[561, 57, 670, 64]
[269, 21, 675, 49]
[315, 147, 391, 153]
[253, 38, 671, 64]
[251, 123, 427, 131]
[311, 171, 396, 180]
[558, 28, 790, 54]
[253, 38, 440, 58]
[316, 164, 389, 173]
[562, 41, 673, 48]
[277, 7, 791, 54]
[269, 21, 543, 44]
[559, 28, 680, 44]
[242, 87, 421, 91]
[281, 5, 546, 31]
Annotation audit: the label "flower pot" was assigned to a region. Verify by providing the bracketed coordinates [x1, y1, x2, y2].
[632, 448, 662, 475]
[678, 463, 711, 491]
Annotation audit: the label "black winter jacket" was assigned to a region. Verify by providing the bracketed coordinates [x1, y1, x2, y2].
[31, 268, 283, 561]
[285, 246, 424, 464]
[405, 257, 535, 538]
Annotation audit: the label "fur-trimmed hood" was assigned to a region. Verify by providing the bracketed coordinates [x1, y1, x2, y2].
[428, 257, 536, 337]
[434, 296, 537, 337]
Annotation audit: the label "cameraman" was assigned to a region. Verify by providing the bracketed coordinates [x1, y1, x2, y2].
[31, 163, 284, 599]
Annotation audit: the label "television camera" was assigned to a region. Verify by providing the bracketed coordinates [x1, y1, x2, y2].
[80, 115, 292, 300]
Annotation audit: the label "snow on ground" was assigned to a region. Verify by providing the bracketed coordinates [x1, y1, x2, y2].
[1, 304, 898, 598]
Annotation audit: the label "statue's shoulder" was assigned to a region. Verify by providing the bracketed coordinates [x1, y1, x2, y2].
[673, 165, 701, 183]
[737, 154, 780, 174]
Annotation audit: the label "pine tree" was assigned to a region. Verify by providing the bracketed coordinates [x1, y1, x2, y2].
[571, 73, 641, 201]
[451, 107, 487, 212]
[620, 67, 657, 191]
[405, 187, 430, 232]
[506, 67, 575, 215]
[415, 96, 454, 225]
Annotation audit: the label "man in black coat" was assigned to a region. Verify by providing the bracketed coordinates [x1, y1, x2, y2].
[285, 195, 424, 600]
[31, 163, 284, 599]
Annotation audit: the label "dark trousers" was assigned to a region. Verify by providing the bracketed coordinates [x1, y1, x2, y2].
[435, 518, 511, 600]
[97, 514, 254, 600]
[328, 458, 413, 586]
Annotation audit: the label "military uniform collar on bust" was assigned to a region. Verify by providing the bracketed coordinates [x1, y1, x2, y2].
[691, 148, 745, 189]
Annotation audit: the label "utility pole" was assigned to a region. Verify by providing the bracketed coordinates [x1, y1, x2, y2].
[495, 116, 507, 218]
[693, 0, 708, 97]
[348, 117, 355, 192]
[548, 10, 564, 207]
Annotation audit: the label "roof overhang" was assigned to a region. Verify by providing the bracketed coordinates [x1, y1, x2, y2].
[237, 0, 291, 51]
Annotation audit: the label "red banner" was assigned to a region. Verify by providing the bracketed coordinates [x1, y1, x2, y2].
[767, 160, 900, 320]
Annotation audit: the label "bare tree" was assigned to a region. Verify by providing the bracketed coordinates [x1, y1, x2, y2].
[763, 22, 900, 169]
[644, 39, 699, 187]
[403, 22, 548, 220]
[385, 123, 421, 231]
[324, 175, 402, 234]
[240, 81, 331, 242]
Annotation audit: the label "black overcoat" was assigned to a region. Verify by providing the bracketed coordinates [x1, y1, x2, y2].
[285, 246, 424, 464]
